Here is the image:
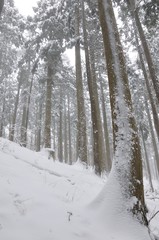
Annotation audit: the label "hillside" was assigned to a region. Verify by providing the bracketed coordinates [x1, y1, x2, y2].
[0, 138, 159, 240]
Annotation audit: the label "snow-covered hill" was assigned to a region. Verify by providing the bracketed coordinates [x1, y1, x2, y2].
[0, 138, 158, 240]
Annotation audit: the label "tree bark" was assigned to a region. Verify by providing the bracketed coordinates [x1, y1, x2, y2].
[36, 98, 43, 152]
[58, 85, 63, 162]
[132, 17, 159, 140]
[98, 0, 147, 225]
[64, 98, 68, 163]
[0, 100, 5, 137]
[44, 66, 52, 148]
[20, 59, 33, 147]
[140, 124, 154, 192]
[67, 93, 72, 165]
[20, 92, 27, 147]
[144, 95, 159, 179]
[75, 2, 87, 164]
[9, 80, 21, 142]
[25, 75, 34, 142]
[127, 0, 159, 104]
[82, 1, 106, 175]
[100, 79, 112, 171]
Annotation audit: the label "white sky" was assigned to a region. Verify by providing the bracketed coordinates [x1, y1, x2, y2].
[14, 0, 38, 16]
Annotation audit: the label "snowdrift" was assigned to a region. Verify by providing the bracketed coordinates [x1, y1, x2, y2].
[0, 138, 158, 240]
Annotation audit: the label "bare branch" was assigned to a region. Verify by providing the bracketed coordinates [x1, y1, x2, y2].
[148, 210, 159, 224]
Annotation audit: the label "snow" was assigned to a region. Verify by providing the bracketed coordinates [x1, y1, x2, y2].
[0, 138, 158, 240]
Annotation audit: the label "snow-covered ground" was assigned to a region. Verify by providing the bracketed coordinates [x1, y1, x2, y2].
[0, 138, 158, 240]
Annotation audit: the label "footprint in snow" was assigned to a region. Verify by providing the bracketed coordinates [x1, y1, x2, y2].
[13, 194, 26, 216]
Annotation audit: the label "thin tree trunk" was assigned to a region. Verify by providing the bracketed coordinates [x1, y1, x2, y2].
[54, 118, 58, 160]
[100, 79, 112, 171]
[52, 115, 56, 152]
[20, 92, 27, 147]
[64, 98, 68, 163]
[140, 124, 154, 192]
[67, 93, 72, 165]
[58, 86, 63, 162]
[25, 75, 34, 142]
[132, 18, 159, 140]
[0, 100, 5, 137]
[127, 0, 159, 104]
[44, 66, 52, 148]
[36, 99, 42, 152]
[75, 2, 87, 164]
[10, 80, 21, 142]
[144, 95, 159, 178]
[20, 60, 33, 147]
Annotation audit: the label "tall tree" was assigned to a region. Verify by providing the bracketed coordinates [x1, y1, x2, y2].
[126, 0, 159, 105]
[0, 0, 25, 139]
[58, 84, 63, 162]
[9, 69, 24, 142]
[82, 1, 106, 175]
[75, 1, 87, 164]
[44, 65, 53, 148]
[98, 0, 147, 224]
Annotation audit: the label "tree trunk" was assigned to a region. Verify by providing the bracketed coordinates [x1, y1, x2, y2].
[36, 98, 43, 152]
[20, 92, 27, 147]
[44, 66, 52, 148]
[64, 98, 68, 163]
[98, 0, 147, 225]
[75, 2, 87, 164]
[25, 75, 34, 142]
[20, 60, 33, 147]
[82, 1, 106, 175]
[132, 17, 159, 140]
[52, 115, 56, 152]
[58, 85, 63, 162]
[9, 80, 21, 142]
[67, 93, 72, 165]
[144, 95, 159, 178]
[100, 79, 112, 171]
[20, 75, 34, 147]
[127, 0, 159, 104]
[0, 100, 5, 137]
[140, 124, 154, 192]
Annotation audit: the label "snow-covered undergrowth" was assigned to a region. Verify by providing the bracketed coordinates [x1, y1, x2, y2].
[0, 138, 158, 240]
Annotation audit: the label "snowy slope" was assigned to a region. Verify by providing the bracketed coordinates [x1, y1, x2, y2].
[0, 138, 158, 240]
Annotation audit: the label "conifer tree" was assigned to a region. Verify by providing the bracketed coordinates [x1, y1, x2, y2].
[98, 0, 148, 224]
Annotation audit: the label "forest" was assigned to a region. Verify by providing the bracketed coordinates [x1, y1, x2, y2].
[0, 0, 159, 239]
